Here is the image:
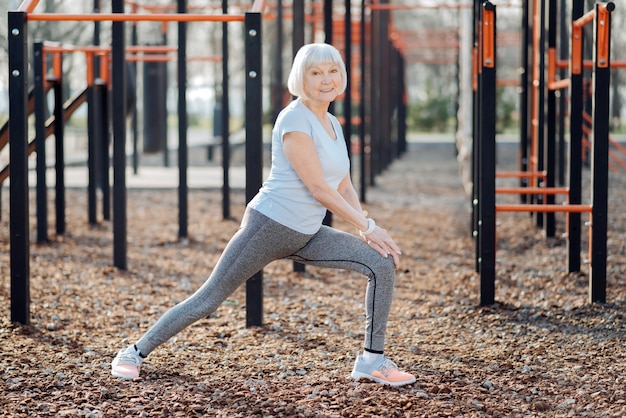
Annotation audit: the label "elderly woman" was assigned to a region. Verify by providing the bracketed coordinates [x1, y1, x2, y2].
[111, 43, 415, 387]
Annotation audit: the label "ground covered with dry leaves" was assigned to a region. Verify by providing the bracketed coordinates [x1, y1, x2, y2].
[1, 140, 626, 417]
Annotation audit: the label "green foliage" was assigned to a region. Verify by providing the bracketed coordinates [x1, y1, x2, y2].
[496, 86, 518, 133]
[407, 95, 454, 133]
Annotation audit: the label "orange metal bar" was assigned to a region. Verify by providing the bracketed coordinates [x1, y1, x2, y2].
[368, 3, 473, 10]
[496, 187, 569, 195]
[572, 23, 583, 75]
[497, 79, 520, 87]
[52, 51, 62, 79]
[125, 55, 172, 62]
[18, 0, 40, 13]
[482, 6, 495, 69]
[99, 53, 109, 85]
[496, 204, 592, 213]
[548, 46, 556, 84]
[496, 171, 546, 179]
[86, 52, 94, 87]
[548, 79, 570, 91]
[27, 13, 245, 22]
[574, 9, 595, 29]
[187, 56, 222, 62]
[596, 4, 613, 69]
[472, 47, 478, 91]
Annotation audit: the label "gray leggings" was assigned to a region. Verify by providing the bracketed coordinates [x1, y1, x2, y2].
[135, 208, 396, 356]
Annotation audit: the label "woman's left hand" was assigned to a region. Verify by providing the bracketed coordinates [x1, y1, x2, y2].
[363, 226, 401, 269]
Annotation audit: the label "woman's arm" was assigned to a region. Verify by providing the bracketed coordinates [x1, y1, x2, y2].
[283, 131, 401, 265]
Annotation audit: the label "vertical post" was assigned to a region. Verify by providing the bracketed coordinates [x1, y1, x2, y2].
[99, 78, 111, 221]
[557, 0, 568, 186]
[87, 52, 100, 225]
[343, 0, 352, 164]
[545, 0, 557, 237]
[589, 2, 614, 303]
[245, 12, 263, 327]
[131, 12, 139, 175]
[567, 0, 584, 273]
[271, 0, 283, 124]
[222, 0, 231, 220]
[34, 42, 48, 243]
[112, 0, 128, 269]
[178, 0, 189, 239]
[292, 0, 306, 273]
[8, 11, 30, 324]
[359, 0, 367, 203]
[534, 0, 546, 228]
[472, 0, 481, 272]
[53, 59, 66, 235]
[478, 2, 496, 306]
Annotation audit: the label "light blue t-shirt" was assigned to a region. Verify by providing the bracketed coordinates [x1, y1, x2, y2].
[248, 99, 350, 234]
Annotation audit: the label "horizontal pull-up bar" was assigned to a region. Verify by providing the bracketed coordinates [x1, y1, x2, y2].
[496, 204, 592, 213]
[496, 187, 569, 195]
[26, 13, 246, 22]
[496, 171, 547, 179]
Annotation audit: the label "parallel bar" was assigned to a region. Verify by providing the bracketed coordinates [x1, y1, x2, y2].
[496, 186, 569, 195]
[8, 11, 31, 325]
[27, 13, 245, 22]
[496, 204, 591, 213]
[244, 12, 264, 327]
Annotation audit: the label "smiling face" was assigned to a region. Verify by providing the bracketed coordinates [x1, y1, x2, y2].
[302, 62, 343, 105]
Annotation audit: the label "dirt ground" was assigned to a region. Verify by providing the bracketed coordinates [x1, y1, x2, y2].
[1, 140, 626, 417]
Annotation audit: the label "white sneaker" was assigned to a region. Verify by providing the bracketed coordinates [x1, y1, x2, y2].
[111, 346, 143, 379]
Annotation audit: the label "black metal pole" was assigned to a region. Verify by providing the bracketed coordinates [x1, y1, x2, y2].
[34, 42, 49, 243]
[557, 0, 568, 186]
[87, 61, 100, 225]
[478, 2, 496, 306]
[99, 80, 111, 221]
[112, 0, 128, 269]
[359, 0, 367, 202]
[519, 0, 530, 202]
[245, 12, 264, 327]
[473, 0, 481, 272]
[221, 0, 231, 220]
[8, 10, 30, 324]
[567, 0, 584, 273]
[535, 0, 546, 229]
[53, 70, 66, 235]
[344, 0, 352, 165]
[178, 0, 189, 239]
[589, 2, 614, 303]
[545, 0, 557, 238]
[292, 0, 306, 273]
[131, 19, 139, 174]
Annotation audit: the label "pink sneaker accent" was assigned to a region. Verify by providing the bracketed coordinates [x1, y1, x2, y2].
[351, 355, 416, 387]
[111, 348, 143, 380]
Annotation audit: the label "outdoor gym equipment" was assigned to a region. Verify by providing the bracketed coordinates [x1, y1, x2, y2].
[474, 1, 615, 306]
